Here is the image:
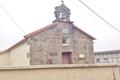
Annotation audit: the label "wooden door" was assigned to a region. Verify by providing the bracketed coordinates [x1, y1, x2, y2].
[62, 52, 71, 64]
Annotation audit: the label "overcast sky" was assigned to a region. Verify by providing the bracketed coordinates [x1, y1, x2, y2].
[0, 0, 120, 51]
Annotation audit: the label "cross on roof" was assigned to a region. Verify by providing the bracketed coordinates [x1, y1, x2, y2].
[61, 0, 64, 4]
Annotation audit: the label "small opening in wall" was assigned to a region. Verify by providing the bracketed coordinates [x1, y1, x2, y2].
[96, 58, 100, 62]
[63, 28, 69, 34]
[84, 46, 87, 50]
[62, 37, 70, 45]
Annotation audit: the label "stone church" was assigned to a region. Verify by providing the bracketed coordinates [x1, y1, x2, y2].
[0, 1, 95, 66]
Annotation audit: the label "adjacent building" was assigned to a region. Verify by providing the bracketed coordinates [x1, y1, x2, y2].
[0, 1, 95, 66]
[95, 50, 120, 64]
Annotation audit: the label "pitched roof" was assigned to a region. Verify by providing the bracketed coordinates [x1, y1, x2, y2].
[73, 24, 95, 40]
[1, 22, 58, 53]
[24, 21, 95, 40]
[1, 21, 95, 53]
[24, 22, 57, 38]
[1, 39, 27, 54]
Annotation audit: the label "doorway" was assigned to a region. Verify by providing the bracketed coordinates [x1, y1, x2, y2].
[62, 52, 72, 64]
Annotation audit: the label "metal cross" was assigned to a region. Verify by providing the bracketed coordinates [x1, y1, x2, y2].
[61, 0, 64, 4]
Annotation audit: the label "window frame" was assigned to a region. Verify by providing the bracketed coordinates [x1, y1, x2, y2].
[62, 37, 70, 46]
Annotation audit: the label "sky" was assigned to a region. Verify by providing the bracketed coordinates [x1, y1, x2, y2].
[0, 0, 120, 51]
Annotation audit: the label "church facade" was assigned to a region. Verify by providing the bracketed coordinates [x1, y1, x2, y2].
[0, 1, 95, 66]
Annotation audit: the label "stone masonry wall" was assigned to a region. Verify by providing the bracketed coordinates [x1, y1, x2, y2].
[28, 21, 94, 65]
[72, 26, 94, 64]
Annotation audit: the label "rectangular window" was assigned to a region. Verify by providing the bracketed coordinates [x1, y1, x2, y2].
[62, 37, 70, 46]
[104, 58, 108, 63]
[108, 54, 112, 57]
[117, 58, 120, 62]
[101, 58, 104, 63]
[63, 28, 69, 34]
[108, 58, 113, 63]
[96, 58, 100, 62]
[104, 54, 108, 58]
[112, 58, 117, 63]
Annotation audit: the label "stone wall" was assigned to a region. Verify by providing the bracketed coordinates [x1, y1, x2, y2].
[72, 26, 94, 64]
[28, 21, 94, 65]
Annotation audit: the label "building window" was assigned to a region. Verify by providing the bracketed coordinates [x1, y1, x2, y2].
[63, 28, 69, 34]
[104, 54, 108, 58]
[112, 54, 117, 57]
[117, 58, 120, 62]
[62, 37, 70, 46]
[112, 58, 117, 63]
[108, 54, 112, 57]
[84, 45, 87, 50]
[101, 58, 104, 63]
[96, 58, 100, 62]
[108, 58, 113, 63]
[104, 58, 108, 63]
